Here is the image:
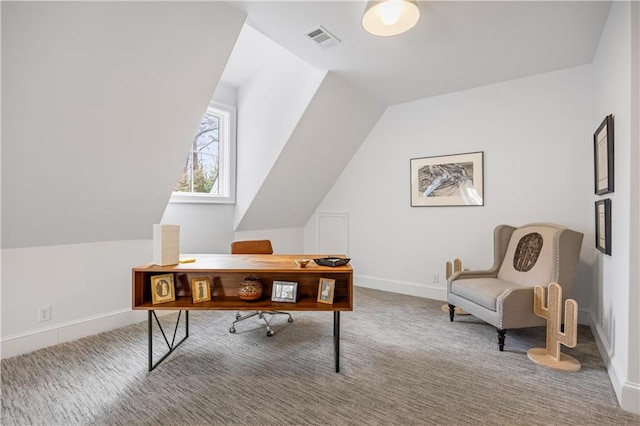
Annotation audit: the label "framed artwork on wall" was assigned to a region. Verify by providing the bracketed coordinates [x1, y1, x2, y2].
[595, 199, 612, 255]
[594, 114, 614, 195]
[410, 151, 484, 206]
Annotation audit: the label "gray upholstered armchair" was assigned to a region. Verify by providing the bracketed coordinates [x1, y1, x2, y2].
[447, 223, 583, 351]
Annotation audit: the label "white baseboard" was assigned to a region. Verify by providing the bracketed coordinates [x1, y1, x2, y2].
[577, 309, 593, 326]
[354, 274, 446, 301]
[0, 309, 176, 360]
[590, 312, 640, 415]
[620, 382, 640, 415]
[355, 274, 592, 325]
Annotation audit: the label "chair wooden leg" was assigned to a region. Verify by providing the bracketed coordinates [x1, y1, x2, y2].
[497, 328, 507, 351]
[448, 304, 456, 322]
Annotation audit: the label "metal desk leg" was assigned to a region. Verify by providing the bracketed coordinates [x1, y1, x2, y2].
[148, 310, 189, 371]
[333, 311, 340, 373]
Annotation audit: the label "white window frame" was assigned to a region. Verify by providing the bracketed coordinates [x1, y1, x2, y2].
[169, 102, 236, 204]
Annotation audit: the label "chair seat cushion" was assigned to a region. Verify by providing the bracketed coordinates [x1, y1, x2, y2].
[450, 278, 519, 311]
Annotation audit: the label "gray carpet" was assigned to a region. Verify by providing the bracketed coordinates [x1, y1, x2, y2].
[2, 287, 639, 425]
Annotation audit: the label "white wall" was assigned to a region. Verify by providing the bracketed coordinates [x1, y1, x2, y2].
[211, 83, 238, 108]
[629, 0, 640, 409]
[234, 27, 326, 230]
[1, 2, 245, 249]
[161, 203, 236, 254]
[591, 1, 639, 414]
[308, 65, 595, 308]
[0, 2, 245, 358]
[237, 72, 386, 231]
[1, 241, 151, 358]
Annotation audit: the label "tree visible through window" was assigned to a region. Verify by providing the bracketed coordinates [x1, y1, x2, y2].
[174, 110, 221, 194]
[171, 102, 236, 204]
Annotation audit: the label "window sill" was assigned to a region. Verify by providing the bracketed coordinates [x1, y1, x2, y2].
[169, 192, 235, 205]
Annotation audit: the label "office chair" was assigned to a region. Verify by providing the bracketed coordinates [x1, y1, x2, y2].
[229, 239, 293, 337]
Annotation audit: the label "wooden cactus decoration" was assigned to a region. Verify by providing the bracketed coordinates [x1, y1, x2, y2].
[527, 283, 581, 372]
[446, 258, 463, 280]
[442, 258, 469, 315]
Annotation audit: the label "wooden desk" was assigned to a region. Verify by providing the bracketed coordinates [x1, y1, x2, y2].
[132, 254, 353, 372]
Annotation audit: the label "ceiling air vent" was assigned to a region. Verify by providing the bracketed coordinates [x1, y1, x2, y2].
[305, 26, 341, 49]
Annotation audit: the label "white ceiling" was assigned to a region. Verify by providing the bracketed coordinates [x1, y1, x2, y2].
[226, 1, 612, 106]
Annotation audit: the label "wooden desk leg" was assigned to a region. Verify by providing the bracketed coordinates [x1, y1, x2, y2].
[333, 311, 340, 373]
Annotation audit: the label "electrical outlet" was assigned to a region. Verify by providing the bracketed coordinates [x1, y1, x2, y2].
[38, 306, 52, 322]
[432, 273, 439, 283]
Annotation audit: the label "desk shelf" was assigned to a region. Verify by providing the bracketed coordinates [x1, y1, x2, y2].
[132, 254, 353, 312]
[133, 296, 351, 311]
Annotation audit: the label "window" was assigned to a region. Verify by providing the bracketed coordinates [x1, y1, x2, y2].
[170, 102, 236, 204]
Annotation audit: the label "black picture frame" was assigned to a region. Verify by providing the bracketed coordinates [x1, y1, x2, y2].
[595, 199, 612, 255]
[594, 114, 614, 195]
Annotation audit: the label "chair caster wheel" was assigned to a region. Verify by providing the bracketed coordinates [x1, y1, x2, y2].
[288, 317, 294, 323]
[229, 327, 236, 333]
[235, 313, 241, 320]
[267, 330, 274, 337]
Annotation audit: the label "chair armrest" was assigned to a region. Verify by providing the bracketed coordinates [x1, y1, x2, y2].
[497, 286, 545, 329]
[449, 269, 498, 282]
[447, 269, 498, 292]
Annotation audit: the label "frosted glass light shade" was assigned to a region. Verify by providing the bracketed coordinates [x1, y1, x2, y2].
[362, 0, 420, 37]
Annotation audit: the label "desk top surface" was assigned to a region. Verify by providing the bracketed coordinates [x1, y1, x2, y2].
[133, 254, 352, 273]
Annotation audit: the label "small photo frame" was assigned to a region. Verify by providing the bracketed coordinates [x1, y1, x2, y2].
[595, 199, 612, 255]
[271, 281, 298, 303]
[150, 274, 175, 304]
[594, 114, 614, 195]
[410, 151, 484, 207]
[317, 278, 336, 304]
[191, 277, 211, 303]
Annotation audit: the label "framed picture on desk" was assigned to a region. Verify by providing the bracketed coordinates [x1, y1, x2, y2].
[191, 277, 211, 303]
[271, 281, 298, 303]
[150, 274, 175, 304]
[317, 278, 335, 304]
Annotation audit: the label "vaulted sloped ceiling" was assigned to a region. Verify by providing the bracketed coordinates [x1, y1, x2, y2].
[235, 71, 386, 231]
[232, 25, 328, 231]
[1, 2, 246, 248]
[231, 1, 612, 106]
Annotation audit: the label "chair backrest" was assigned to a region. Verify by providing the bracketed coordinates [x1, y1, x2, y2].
[496, 223, 583, 295]
[230, 240, 273, 255]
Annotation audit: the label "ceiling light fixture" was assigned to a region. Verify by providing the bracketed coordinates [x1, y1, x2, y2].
[362, 0, 420, 37]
